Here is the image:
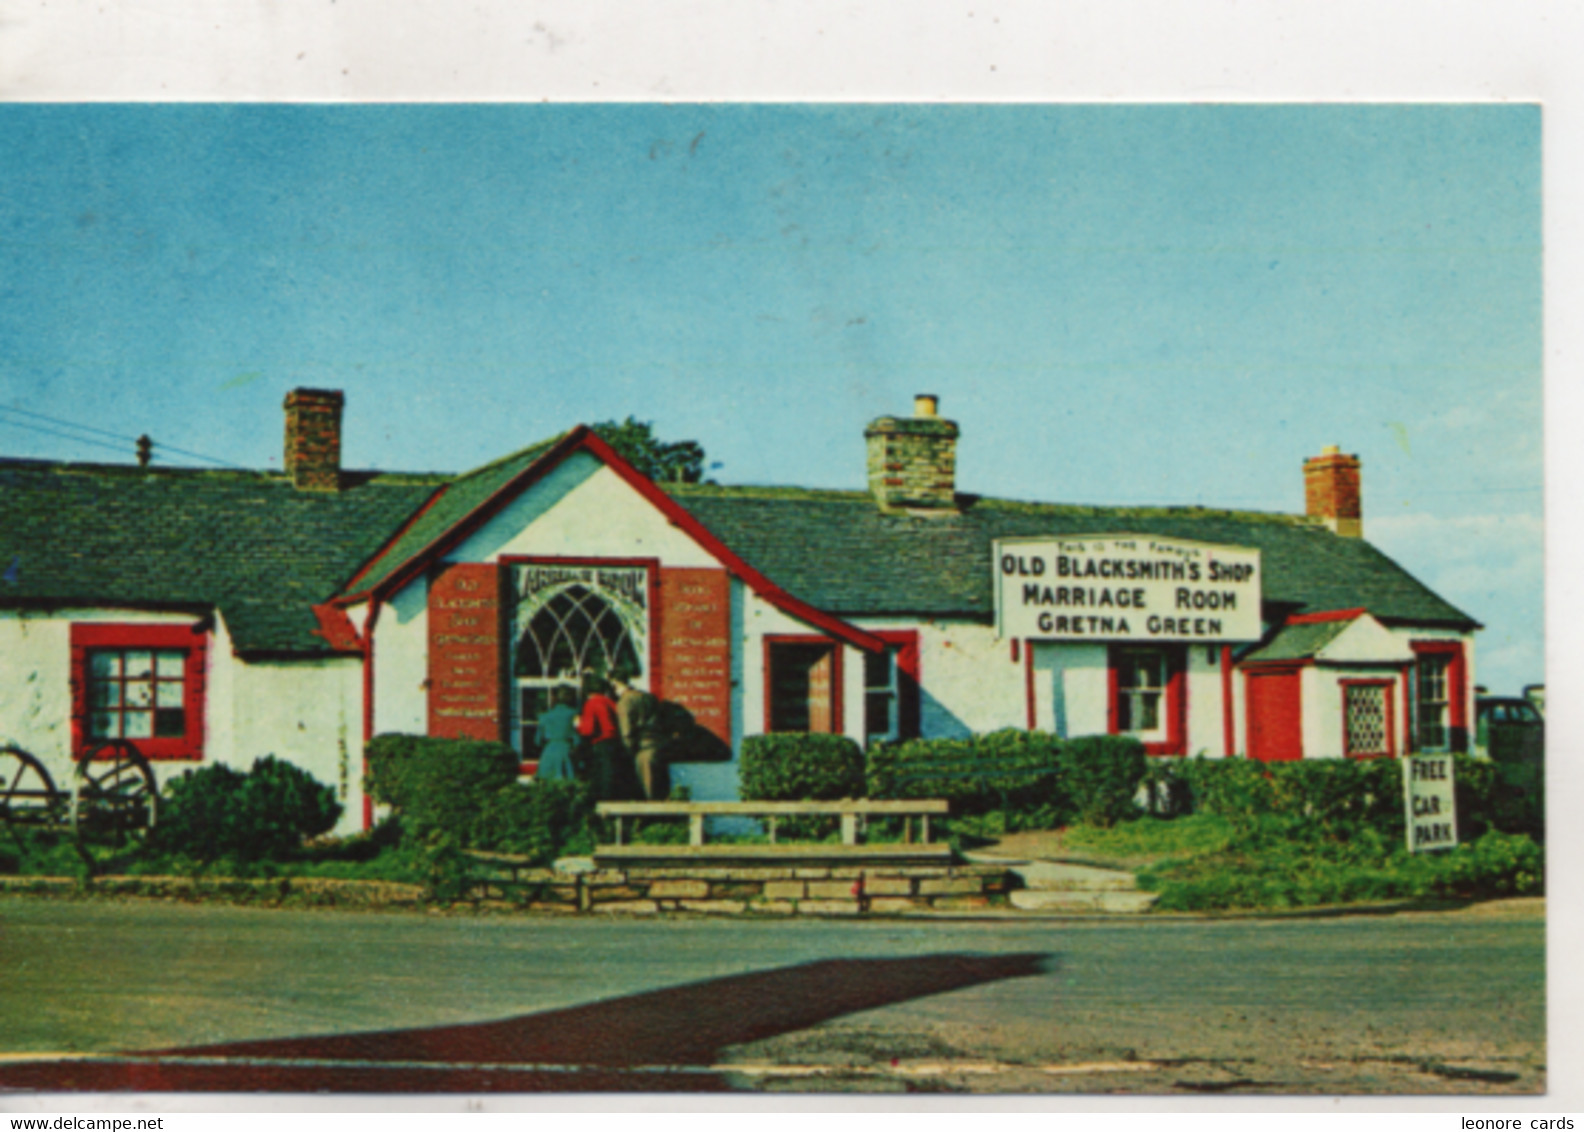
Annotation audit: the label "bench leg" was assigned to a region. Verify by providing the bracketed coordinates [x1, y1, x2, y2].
[689, 813, 705, 847]
[904, 816, 913, 845]
[614, 816, 625, 846]
[768, 816, 777, 845]
[840, 812, 858, 846]
[921, 815, 931, 843]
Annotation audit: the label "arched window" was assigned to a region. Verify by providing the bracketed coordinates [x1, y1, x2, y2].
[515, 584, 642, 680]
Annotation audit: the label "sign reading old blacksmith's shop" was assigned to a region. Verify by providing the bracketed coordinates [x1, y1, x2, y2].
[995, 534, 1262, 642]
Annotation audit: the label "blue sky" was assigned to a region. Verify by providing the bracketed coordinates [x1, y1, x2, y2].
[0, 104, 1542, 690]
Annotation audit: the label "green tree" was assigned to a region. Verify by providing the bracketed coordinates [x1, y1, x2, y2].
[591, 417, 707, 484]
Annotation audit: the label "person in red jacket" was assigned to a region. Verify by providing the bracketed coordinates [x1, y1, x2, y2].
[576, 671, 631, 800]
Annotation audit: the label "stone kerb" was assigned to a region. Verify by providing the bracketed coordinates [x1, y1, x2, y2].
[472, 862, 1014, 916]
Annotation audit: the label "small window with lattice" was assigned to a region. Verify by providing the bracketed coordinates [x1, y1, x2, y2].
[1343, 680, 1393, 758]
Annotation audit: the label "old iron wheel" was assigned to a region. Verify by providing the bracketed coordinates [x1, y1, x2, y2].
[72, 739, 158, 838]
[0, 743, 64, 827]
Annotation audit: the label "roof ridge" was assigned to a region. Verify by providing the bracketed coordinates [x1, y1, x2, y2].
[446, 430, 572, 485]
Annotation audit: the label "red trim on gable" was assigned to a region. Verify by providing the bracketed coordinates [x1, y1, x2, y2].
[361, 598, 382, 832]
[344, 425, 883, 654]
[1288, 607, 1367, 625]
[310, 603, 363, 653]
[339, 481, 452, 595]
[70, 622, 208, 762]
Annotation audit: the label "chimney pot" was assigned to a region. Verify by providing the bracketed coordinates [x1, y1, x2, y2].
[914, 394, 939, 418]
[284, 388, 345, 491]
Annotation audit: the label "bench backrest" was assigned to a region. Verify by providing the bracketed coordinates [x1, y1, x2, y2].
[595, 799, 948, 817]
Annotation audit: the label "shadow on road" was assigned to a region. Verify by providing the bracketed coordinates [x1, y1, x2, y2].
[0, 951, 1053, 1093]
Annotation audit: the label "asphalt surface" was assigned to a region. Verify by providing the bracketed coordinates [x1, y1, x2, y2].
[0, 897, 1545, 1095]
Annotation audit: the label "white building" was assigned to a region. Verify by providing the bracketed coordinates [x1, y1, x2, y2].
[0, 390, 1478, 832]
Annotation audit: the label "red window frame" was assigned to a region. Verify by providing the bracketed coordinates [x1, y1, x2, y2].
[1410, 639, 1468, 753]
[1107, 644, 1187, 756]
[70, 623, 208, 761]
[1340, 677, 1396, 759]
[762, 634, 845, 735]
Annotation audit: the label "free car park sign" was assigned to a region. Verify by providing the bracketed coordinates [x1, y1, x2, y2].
[995, 534, 1262, 642]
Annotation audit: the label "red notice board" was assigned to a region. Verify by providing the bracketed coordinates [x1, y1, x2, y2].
[428, 563, 504, 742]
[656, 568, 732, 744]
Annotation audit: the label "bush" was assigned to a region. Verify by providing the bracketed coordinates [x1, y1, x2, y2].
[740, 733, 865, 801]
[148, 757, 341, 862]
[364, 733, 519, 843]
[474, 779, 596, 866]
[1056, 735, 1148, 827]
[868, 730, 1064, 827]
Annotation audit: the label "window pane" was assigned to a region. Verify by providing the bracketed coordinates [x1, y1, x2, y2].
[1137, 692, 1160, 732]
[89, 711, 119, 738]
[90, 652, 121, 678]
[864, 650, 893, 691]
[124, 681, 153, 708]
[1347, 685, 1388, 754]
[125, 651, 154, 679]
[90, 681, 121, 708]
[154, 708, 185, 737]
[156, 681, 184, 708]
[866, 691, 894, 738]
[155, 650, 185, 677]
[123, 711, 153, 738]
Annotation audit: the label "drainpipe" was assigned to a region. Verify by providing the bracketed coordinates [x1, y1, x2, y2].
[361, 598, 383, 832]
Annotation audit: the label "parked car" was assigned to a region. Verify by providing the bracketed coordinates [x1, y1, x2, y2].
[1476, 695, 1545, 840]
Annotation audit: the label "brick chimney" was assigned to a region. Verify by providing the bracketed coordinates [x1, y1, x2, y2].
[1304, 445, 1361, 537]
[865, 394, 959, 512]
[284, 388, 344, 491]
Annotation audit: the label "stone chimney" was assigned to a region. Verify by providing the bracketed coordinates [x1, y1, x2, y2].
[1304, 445, 1361, 537]
[865, 394, 959, 512]
[283, 388, 344, 491]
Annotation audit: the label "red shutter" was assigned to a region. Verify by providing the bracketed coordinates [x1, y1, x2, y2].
[427, 563, 505, 742]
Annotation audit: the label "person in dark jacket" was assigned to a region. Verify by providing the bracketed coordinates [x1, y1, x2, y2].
[611, 668, 668, 801]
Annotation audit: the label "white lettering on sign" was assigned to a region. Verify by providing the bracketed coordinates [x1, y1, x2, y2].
[1403, 754, 1458, 852]
[994, 534, 1262, 642]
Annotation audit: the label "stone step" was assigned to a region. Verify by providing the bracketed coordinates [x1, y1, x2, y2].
[1006, 860, 1141, 892]
[1009, 888, 1159, 914]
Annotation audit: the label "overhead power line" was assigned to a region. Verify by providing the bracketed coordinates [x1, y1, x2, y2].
[0, 404, 246, 469]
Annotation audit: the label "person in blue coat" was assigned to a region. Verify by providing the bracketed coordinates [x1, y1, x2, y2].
[534, 684, 581, 782]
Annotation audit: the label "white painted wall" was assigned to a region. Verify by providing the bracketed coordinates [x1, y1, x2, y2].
[1302, 664, 1411, 759]
[374, 576, 429, 738]
[0, 607, 365, 833]
[1184, 644, 1230, 757]
[450, 453, 722, 569]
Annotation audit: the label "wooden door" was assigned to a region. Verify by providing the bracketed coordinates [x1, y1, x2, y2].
[1247, 669, 1303, 761]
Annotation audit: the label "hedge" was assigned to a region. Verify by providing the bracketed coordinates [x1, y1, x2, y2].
[474, 779, 596, 866]
[364, 733, 520, 843]
[740, 733, 866, 802]
[147, 756, 342, 862]
[867, 729, 1062, 820]
[1158, 752, 1539, 845]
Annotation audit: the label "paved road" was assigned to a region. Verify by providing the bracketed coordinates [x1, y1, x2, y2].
[0, 897, 1544, 1094]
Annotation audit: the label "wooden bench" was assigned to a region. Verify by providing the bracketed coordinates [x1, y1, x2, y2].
[593, 799, 953, 865]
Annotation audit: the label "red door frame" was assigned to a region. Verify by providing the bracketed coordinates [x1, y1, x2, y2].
[762, 634, 845, 735]
[1244, 662, 1305, 762]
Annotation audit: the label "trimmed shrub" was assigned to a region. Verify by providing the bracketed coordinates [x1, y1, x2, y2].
[740, 733, 866, 802]
[867, 729, 1063, 825]
[364, 733, 519, 843]
[1056, 735, 1148, 827]
[148, 756, 341, 862]
[474, 779, 596, 866]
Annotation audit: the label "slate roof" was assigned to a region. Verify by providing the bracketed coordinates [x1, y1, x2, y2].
[341, 433, 567, 597]
[1236, 618, 1355, 664]
[0, 441, 1476, 658]
[0, 459, 443, 655]
[661, 485, 1477, 629]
